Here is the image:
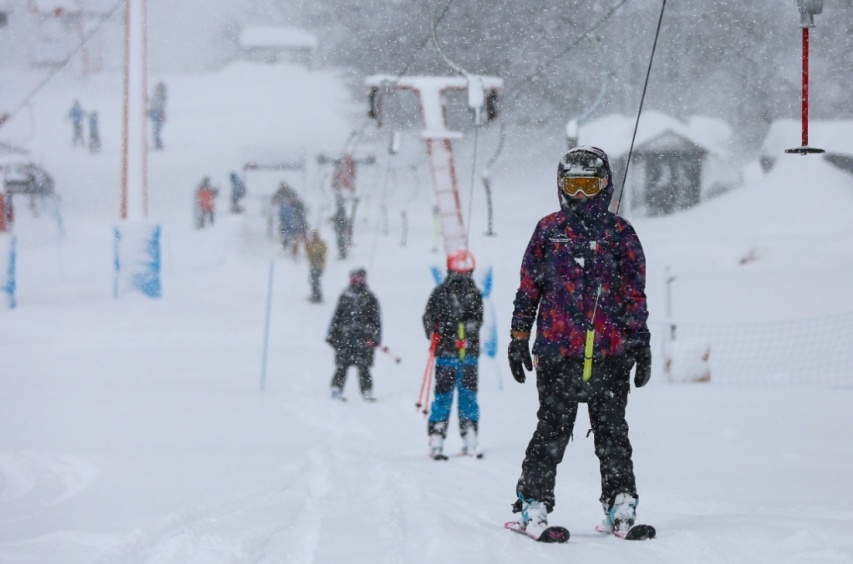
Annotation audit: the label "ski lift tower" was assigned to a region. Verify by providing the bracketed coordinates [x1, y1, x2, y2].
[366, 75, 502, 256]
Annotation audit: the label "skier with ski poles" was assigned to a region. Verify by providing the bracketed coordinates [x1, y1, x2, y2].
[506, 147, 653, 542]
[421, 249, 484, 460]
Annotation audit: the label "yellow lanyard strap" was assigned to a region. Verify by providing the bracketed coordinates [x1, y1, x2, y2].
[458, 322, 466, 361]
[583, 329, 595, 381]
[583, 286, 602, 382]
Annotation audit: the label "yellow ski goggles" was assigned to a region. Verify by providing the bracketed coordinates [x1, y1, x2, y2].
[560, 175, 606, 198]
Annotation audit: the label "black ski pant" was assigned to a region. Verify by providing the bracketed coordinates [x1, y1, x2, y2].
[331, 362, 372, 395]
[515, 355, 637, 513]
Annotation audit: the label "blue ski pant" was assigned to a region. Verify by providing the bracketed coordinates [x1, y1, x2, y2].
[428, 356, 479, 438]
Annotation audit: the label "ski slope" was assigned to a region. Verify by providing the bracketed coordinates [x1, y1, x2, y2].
[1, 61, 853, 563]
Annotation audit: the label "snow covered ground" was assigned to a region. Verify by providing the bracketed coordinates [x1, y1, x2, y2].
[1, 60, 852, 563]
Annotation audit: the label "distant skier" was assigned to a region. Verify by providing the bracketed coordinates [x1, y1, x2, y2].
[332, 196, 351, 260]
[506, 147, 653, 540]
[326, 268, 381, 401]
[68, 100, 85, 148]
[229, 171, 246, 213]
[149, 82, 167, 149]
[306, 229, 327, 303]
[422, 249, 483, 460]
[195, 177, 217, 228]
[88, 111, 101, 153]
[291, 196, 308, 259]
[277, 193, 297, 250]
[0, 191, 12, 233]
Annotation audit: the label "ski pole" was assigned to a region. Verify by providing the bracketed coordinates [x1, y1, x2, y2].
[416, 332, 439, 410]
[421, 357, 434, 417]
[377, 345, 402, 363]
[260, 260, 275, 392]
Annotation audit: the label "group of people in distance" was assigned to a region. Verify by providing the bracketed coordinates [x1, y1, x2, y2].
[67, 83, 167, 154]
[325, 147, 654, 541]
[67, 100, 100, 153]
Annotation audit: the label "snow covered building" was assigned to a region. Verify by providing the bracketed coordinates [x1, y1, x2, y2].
[579, 111, 738, 216]
[238, 26, 318, 67]
[760, 119, 853, 176]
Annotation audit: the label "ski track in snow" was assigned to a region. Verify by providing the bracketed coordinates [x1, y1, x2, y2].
[0, 451, 98, 508]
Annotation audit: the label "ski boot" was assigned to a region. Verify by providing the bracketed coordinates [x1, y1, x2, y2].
[428, 434, 447, 460]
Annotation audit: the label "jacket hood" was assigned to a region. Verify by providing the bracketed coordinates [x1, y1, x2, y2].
[557, 146, 614, 221]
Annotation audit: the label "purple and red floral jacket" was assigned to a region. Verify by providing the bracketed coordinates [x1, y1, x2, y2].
[511, 208, 650, 359]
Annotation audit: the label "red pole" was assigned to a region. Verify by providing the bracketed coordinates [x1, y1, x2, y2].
[416, 332, 439, 410]
[801, 27, 809, 147]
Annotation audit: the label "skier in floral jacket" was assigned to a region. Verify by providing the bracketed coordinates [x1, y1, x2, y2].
[507, 146, 652, 540]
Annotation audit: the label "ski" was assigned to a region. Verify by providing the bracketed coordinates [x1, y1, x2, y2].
[596, 523, 656, 540]
[505, 521, 570, 543]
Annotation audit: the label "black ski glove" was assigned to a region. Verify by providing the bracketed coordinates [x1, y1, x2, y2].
[632, 347, 652, 388]
[508, 339, 533, 384]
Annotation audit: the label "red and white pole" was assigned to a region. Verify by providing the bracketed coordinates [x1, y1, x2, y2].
[120, 0, 149, 219]
[800, 26, 810, 148]
[786, 0, 824, 155]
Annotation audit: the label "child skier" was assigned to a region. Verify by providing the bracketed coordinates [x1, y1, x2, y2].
[422, 249, 484, 459]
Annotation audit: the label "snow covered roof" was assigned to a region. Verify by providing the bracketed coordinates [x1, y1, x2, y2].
[578, 111, 732, 159]
[239, 26, 318, 50]
[761, 119, 853, 157]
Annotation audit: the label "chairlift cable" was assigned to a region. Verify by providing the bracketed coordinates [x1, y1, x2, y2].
[342, 0, 456, 156]
[430, 0, 468, 77]
[501, 0, 630, 105]
[485, 121, 506, 172]
[612, 0, 667, 216]
[3, 0, 124, 126]
[569, 35, 610, 127]
[429, 0, 484, 250]
[464, 123, 481, 246]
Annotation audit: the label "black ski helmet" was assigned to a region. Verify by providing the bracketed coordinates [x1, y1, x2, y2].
[556, 146, 614, 215]
[557, 146, 610, 180]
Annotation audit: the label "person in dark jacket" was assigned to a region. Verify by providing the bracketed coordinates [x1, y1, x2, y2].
[422, 249, 484, 459]
[326, 268, 382, 401]
[507, 146, 652, 539]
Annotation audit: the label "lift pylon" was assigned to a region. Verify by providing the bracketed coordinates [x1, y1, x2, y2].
[366, 75, 502, 255]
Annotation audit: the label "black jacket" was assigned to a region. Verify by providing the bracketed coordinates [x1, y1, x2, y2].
[422, 274, 484, 358]
[327, 285, 381, 366]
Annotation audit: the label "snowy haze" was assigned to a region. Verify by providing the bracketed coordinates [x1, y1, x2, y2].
[2, 35, 853, 564]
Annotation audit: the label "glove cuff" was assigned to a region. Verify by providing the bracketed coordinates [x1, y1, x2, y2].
[510, 330, 530, 341]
